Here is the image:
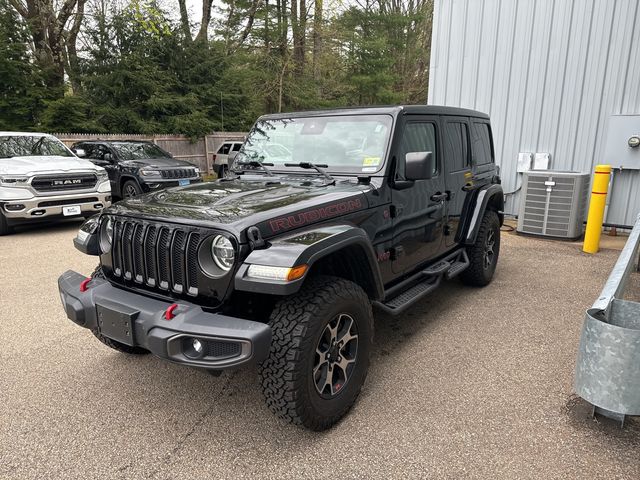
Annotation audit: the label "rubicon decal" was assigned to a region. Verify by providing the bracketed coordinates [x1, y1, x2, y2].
[269, 198, 363, 233]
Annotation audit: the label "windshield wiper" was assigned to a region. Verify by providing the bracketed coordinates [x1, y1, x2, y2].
[235, 160, 275, 176]
[284, 162, 335, 184]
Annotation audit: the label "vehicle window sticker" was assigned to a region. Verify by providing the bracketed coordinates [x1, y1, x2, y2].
[362, 157, 381, 167]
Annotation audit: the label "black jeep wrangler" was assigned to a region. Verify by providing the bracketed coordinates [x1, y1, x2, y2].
[59, 106, 503, 430]
[71, 140, 202, 199]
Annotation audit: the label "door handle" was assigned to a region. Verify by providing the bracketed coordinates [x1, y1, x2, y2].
[430, 192, 448, 202]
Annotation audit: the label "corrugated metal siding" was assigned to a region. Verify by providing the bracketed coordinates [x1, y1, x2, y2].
[429, 0, 640, 225]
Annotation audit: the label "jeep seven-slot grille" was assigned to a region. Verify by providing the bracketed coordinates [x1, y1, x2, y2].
[110, 219, 202, 295]
[160, 168, 198, 179]
[32, 173, 97, 192]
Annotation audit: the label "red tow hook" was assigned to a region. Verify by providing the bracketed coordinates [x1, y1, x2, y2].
[165, 303, 179, 320]
[79, 278, 92, 293]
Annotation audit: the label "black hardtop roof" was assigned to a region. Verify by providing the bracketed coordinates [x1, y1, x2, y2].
[259, 105, 489, 120]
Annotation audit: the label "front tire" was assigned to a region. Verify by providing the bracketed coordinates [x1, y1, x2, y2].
[259, 276, 373, 431]
[460, 210, 500, 286]
[0, 212, 13, 236]
[122, 179, 142, 198]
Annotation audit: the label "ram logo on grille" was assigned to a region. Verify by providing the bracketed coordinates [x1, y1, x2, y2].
[53, 178, 82, 186]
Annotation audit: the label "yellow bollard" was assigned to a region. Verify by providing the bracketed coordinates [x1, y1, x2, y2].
[583, 164, 612, 254]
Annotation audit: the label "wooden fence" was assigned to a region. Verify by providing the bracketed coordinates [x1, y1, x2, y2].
[53, 132, 247, 174]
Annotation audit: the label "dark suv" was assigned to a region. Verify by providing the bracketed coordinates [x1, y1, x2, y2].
[71, 140, 202, 199]
[59, 106, 503, 430]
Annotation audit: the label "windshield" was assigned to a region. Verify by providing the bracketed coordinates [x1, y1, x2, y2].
[238, 114, 393, 174]
[0, 135, 73, 159]
[111, 142, 172, 161]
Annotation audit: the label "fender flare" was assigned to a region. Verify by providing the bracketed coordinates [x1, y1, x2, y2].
[234, 224, 384, 299]
[463, 184, 504, 245]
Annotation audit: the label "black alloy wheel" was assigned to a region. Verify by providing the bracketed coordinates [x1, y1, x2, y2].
[314, 313, 359, 398]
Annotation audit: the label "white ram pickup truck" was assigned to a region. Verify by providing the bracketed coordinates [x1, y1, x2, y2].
[0, 132, 112, 235]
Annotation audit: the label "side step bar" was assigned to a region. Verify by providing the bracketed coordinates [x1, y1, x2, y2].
[374, 249, 469, 316]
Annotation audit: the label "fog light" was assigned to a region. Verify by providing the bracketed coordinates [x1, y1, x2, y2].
[5, 203, 25, 211]
[182, 336, 206, 359]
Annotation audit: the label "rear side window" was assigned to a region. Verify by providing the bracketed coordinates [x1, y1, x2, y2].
[232, 143, 242, 152]
[398, 122, 438, 178]
[218, 143, 231, 155]
[444, 122, 470, 171]
[473, 122, 494, 165]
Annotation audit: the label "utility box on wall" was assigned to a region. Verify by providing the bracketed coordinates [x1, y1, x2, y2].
[604, 115, 640, 169]
[517, 171, 590, 239]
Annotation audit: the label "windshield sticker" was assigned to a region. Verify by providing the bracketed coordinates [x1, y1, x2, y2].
[362, 157, 381, 166]
[362, 167, 377, 172]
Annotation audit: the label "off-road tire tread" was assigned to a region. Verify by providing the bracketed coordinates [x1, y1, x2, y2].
[259, 276, 373, 431]
[90, 266, 149, 355]
[460, 210, 500, 287]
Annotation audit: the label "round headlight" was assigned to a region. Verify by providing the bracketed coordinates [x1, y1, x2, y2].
[100, 216, 114, 252]
[211, 235, 235, 271]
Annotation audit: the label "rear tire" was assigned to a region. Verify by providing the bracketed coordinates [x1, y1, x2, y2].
[217, 165, 228, 178]
[460, 210, 500, 286]
[0, 212, 13, 236]
[259, 276, 373, 431]
[90, 266, 149, 355]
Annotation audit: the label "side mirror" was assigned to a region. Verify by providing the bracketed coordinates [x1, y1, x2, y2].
[405, 152, 434, 181]
[103, 153, 113, 162]
[73, 148, 86, 158]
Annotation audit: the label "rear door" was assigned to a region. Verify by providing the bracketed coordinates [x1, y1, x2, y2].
[442, 117, 472, 246]
[391, 116, 446, 274]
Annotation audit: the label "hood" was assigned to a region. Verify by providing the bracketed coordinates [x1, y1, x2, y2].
[107, 176, 370, 235]
[120, 157, 197, 169]
[0, 155, 103, 176]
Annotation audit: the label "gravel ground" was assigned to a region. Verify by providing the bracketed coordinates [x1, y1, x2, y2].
[1, 220, 639, 479]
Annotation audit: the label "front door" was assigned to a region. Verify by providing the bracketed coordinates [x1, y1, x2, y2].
[84, 144, 119, 193]
[442, 117, 472, 246]
[391, 116, 447, 274]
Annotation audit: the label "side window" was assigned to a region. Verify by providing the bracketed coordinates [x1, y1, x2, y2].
[397, 122, 438, 179]
[445, 122, 470, 171]
[232, 143, 242, 152]
[82, 144, 97, 159]
[85, 145, 108, 160]
[218, 143, 231, 155]
[472, 122, 494, 165]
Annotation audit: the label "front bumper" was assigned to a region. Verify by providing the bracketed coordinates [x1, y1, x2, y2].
[58, 270, 271, 370]
[2, 191, 111, 221]
[142, 177, 203, 192]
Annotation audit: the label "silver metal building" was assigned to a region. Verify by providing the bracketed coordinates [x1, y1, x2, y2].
[428, 0, 640, 225]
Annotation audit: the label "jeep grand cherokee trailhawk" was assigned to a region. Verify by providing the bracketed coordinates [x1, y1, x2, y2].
[58, 106, 503, 430]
